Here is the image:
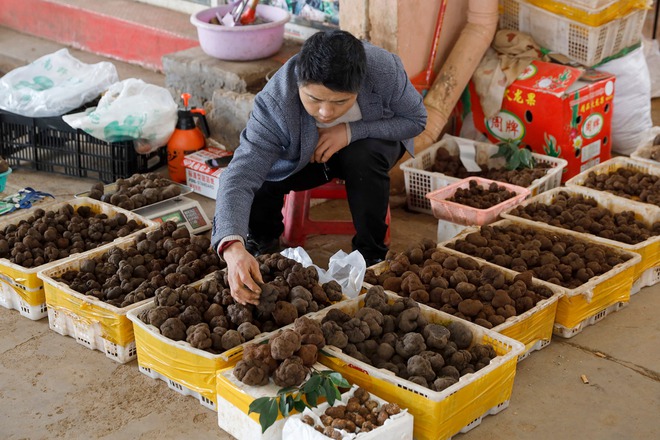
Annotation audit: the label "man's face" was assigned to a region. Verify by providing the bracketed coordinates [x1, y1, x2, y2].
[298, 83, 358, 125]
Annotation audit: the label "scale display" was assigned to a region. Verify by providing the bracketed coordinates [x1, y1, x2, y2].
[137, 196, 211, 235]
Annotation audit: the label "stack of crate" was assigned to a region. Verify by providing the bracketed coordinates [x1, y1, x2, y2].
[499, 0, 652, 66]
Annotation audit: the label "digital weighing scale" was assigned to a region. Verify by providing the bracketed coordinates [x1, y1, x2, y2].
[76, 181, 212, 235]
[134, 195, 211, 235]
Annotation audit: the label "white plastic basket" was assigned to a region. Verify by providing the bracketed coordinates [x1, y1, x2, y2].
[499, 0, 648, 66]
[631, 266, 660, 295]
[47, 307, 138, 363]
[0, 276, 47, 320]
[139, 364, 217, 411]
[565, 156, 660, 209]
[501, 186, 660, 294]
[523, 0, 652, 27]
[552, 301, 628, 338]
[282, 385, 414, 440]
[630, 126, 660, 166]
[401, 137, 566, 214]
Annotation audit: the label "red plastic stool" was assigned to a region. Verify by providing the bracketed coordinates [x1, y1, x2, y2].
[282, 178, 391, 247]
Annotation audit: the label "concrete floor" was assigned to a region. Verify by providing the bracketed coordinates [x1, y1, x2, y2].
[0, 27, 659, 440]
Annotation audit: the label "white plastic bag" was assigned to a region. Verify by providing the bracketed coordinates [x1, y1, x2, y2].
[595, 47, 653, 155]
[62, 78, 177, 153]
[0, 49, 118, 117]
[280, 247, 366, 298]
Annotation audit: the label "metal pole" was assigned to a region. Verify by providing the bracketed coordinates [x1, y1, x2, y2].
[654, 0, 659, 39]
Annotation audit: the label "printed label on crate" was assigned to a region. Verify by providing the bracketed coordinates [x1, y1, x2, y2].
[187, 170, 217, 191]
[182, 147, 233, 177]
[582, 113, 604, 139]
[581, 140, 601, 162]
[485, 111, 526, 142]
[183, 147, 231, 199]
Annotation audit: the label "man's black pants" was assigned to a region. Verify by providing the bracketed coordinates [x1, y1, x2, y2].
[248, 138, 405, 261]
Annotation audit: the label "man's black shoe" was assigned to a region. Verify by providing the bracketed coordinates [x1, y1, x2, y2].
[365, 257, 385, 268]
[245, 237, 282, 257]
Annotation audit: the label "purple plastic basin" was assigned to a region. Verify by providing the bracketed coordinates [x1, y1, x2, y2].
[191, 4, 291, 61]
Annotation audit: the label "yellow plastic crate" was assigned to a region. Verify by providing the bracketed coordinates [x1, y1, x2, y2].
[365, 249, 564, 363]
[38, 237, 165, 363]
[442, 219, 641, 338]
[126, 276, 348, 410]
[128, 300, 246, 410]
[38, 225, 228, 363]
[0, 197, 156, 320]
[565, 157, 660, 210]
[502, 186, 660, 293]
[313, 293, 524, 440]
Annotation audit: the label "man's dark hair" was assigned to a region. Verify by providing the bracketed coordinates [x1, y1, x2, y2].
[296, 30, 366, 93]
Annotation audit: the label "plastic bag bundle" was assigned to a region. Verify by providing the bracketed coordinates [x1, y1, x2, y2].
[63, 78, 177, 154]
[0, 49, 118, 117]
[280, 247, 366, 298]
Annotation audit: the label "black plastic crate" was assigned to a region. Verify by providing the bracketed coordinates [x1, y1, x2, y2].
[0, 109, 167, 183]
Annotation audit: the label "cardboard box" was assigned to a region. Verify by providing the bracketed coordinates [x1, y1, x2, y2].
[470, 60, 615, 181]
[183, 147, 233, 199]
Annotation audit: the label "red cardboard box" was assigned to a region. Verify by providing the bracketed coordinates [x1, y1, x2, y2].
[470, 60, 615, 181]
[183, 147, 233, 199]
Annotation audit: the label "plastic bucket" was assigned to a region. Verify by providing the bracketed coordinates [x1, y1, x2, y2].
[0, 168, 12, 193]
[191, 4, 291, 61]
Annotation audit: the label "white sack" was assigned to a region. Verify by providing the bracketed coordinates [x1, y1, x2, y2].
[595, 47, 653, 155]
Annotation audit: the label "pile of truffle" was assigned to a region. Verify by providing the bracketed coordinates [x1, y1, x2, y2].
[138, 253, 343, 354]
[580, 167, 660, 207]
[320, 286, 498, 392]
[509, 191, 660, 244]
[300, 387, 401, 438]
[234, 317, 325, 387]
[448, 180, 518, 209]
[0, 204, 145, 268]
[431, 146, 551, 188]
[56, 221, 222, 308]
[252, 253, 344, 320]
[87, 172, 183, 210]
[363, 239, 554, 328]
[446, 223, 633, 289]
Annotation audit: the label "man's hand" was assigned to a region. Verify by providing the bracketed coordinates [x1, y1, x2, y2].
[312, 124, 348, 163]
[222, 242, 263, 306]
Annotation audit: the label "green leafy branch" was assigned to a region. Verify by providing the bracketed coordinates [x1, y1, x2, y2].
[492, 139, 536, 170]
[248, 369, 350, 433]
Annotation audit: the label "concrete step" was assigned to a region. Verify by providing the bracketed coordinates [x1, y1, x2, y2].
[0, 26, 165, 85]
[0, 0, 198, 71]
